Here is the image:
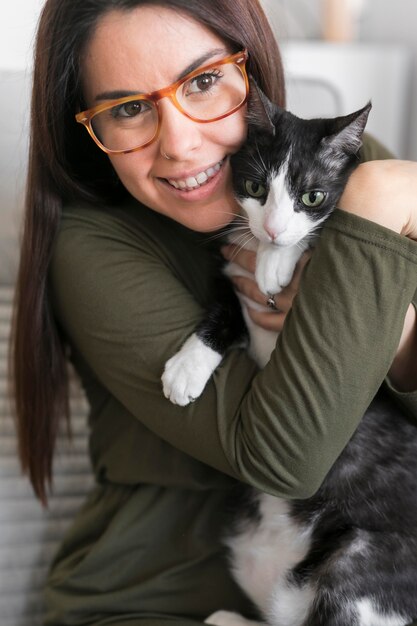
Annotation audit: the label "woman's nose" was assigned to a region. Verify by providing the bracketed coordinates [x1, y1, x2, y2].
[157, 98, 202, 160]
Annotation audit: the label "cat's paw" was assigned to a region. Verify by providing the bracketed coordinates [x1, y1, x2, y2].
[162, 333, 222, 406]
[275, 253, 299, 291]
[256, 243, 303, 295]
[205, 610, 264, 626]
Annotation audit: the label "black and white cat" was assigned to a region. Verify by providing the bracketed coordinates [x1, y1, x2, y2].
[162, 90, 372, 397]
[162, 90, 417, 626]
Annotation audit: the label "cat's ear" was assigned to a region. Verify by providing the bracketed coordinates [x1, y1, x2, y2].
[247, 77, 278, 135]
[322, 102, 372, 155]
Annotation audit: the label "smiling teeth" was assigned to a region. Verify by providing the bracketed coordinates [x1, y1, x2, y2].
[168, 160, 223, 191]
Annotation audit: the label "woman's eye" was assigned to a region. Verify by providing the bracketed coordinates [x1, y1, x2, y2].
[186, 70, 222, 95]
[301, 190, 326, 208]
[245, 180, 266, 198]
[111, 100, 148, 118]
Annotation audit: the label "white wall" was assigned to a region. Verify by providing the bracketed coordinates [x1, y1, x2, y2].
[0, 1, 44, 70]
[261, 0, 417, 160]
[360, 0, 417, 160]
[1, 0, 417, 158]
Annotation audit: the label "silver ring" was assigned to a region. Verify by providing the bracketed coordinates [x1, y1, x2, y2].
[267, 294, 278, 311]
[162, 151, 172, 160]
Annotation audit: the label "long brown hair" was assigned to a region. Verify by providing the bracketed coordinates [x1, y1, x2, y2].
[11, 0, 286, 505]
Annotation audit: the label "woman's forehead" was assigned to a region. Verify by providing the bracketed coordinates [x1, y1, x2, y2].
[82, 5, 229, 102]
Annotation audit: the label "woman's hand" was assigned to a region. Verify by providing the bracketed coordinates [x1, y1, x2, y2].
[339, 159, 417, 240]
[221, 245, 311, 332]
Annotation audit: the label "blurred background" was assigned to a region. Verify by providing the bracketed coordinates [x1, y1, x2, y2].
[262, 0, 417, 160]
[0, 0, 416, 264]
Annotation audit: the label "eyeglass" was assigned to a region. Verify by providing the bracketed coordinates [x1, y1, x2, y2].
[75, 50, 249, 155]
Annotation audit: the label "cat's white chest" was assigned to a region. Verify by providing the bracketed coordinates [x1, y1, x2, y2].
[223, 263, 277, 368]
[226, 494, 313, 614]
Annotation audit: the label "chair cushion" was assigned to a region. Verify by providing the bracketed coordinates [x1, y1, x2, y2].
[0, 284, 93, 626]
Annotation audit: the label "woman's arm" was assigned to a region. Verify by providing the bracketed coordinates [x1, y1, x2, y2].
[50, 192, 417, 500]
[339, 159, 417, 393]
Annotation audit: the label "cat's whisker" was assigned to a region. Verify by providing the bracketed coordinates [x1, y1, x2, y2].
[204, 231, 231, 243]
[248, 159, 267, 180]
[304, 224, 324, 244]
[230, 231, 253, 249]
[232, 234, 256, 258]
[228, 229, 253, 239]
[255, 141, 268, 174]
[251, 227, 266, 241]
[225, 229, 252, 250]
[209, 209, 249, 222]
[229, 224, 252, 231]
[205, 224, 252, 244]
[222, 224, 252, 237]
[228, 221, 251, 230]
[294, 240, 307, 252]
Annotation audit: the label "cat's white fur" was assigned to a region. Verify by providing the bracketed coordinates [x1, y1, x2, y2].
[355, 598, 410, 626]
[225, 496, 313, 613]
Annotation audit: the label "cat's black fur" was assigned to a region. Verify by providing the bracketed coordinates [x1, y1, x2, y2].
[224, 391, 417, 626]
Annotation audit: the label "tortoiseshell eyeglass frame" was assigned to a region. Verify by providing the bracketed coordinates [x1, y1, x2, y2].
[75, 49, 249, 155]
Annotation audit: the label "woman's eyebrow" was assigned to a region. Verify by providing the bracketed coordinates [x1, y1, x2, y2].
[94, 47, 228, 102]
[177, 47, 227, 80]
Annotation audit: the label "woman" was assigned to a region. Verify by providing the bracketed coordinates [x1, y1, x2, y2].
[11, 0, 417, 624]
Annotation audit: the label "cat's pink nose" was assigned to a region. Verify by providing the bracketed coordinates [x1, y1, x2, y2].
[264, 224, 279, 241]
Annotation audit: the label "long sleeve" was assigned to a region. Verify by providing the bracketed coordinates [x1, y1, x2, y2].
[50, 198, 417, 499]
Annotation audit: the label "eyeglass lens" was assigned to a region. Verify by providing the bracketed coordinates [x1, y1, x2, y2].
[91, 61, 246, 152]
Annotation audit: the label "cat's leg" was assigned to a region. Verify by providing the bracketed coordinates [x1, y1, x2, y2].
[255, 242, 308, 296]
[300, 590, 412, 626]
[162, 332, 223, 405]
[162, 275, 248, 405]
[205, 610, 265, 626]
[276, 528, 417, 626]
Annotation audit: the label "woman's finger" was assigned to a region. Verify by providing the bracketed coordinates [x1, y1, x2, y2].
[230, 275, 267, 307]
[224, 246, 312, 331]
[246, 307, 286, 332]
[231, 275, 293, 314]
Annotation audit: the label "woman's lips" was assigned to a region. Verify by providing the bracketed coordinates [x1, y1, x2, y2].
[157, 158, 228, 202]
[167, 159, 223, 191]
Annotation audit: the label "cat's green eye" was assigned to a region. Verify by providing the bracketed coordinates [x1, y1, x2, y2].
[301, 190, 326, 208]
[244, 180, 266, 198]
